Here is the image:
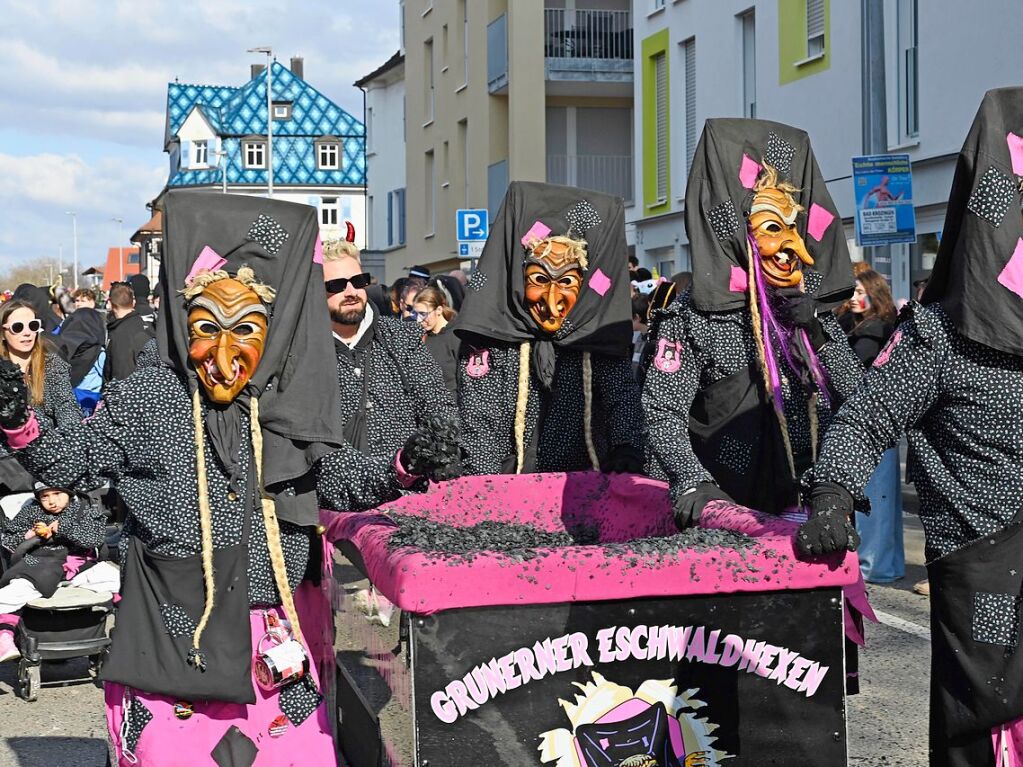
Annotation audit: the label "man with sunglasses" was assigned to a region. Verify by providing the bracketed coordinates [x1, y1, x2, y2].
[322, 239, 456, 459]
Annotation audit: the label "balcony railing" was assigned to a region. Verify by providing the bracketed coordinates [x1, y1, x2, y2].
[544, 8, 633, 60]
[547, 154, 633, 202]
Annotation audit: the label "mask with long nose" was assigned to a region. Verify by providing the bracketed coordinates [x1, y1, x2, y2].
[523, 236, 587, 334]
[749, 185, 814, 289]
[187, 278, 268, 403]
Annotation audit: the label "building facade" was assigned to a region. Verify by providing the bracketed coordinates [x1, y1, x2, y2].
[159, 58, 367, 248]
[400, 0, 636, 277]
[356, 51, 408, 282]
[631, 0, 1020, 301]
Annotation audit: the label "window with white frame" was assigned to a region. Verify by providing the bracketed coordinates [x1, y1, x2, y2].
[425, 38, 435, 123]
[806, 0, 825, 58]
[425, 151, 436, 235]
[388, 188, 407, 247]
[653, 51, 668, 203]
[272, 102, 292, 120]
[320, 197, 339, 227]
[193, 139, 209, 167]
[318, 141, 340, 170]
[897, 0, 919, 139]
[461, 0, 469, 85]
[244, 141, 266, 169]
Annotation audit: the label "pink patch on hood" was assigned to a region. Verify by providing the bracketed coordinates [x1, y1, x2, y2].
[729, 264, 749, 293]
[1008, 132, 1023, 176]
[807, 203, 835, 241]
[589, 268, 612, 296]
[998, 238, 1023, 300]
[186, 246, 227, 285]
[521, 221, 552, 248]
[739, 154, 762, 189]
[312, 234, 324, 265]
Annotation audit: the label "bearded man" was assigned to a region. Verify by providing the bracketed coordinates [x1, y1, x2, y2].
[0, 193, 458, 765]
[454, 181, 644, 475]
[321, 226, 456, 459]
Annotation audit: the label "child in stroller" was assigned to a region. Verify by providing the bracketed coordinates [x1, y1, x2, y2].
[0, 482, 119, 661]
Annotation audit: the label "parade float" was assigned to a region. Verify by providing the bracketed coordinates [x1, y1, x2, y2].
[321, 472, 861, 767]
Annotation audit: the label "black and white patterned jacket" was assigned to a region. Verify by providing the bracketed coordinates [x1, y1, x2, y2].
[458, 344, 643, 475]
[643, 289, 862, 505]
[0, 353, 81, 462]
[813, 302, 1023, 562]
[14, 365, 404, 605]
[334, 312, 456, 459]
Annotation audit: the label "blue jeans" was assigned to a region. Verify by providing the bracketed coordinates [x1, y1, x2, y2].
[855, 447, 905, 583]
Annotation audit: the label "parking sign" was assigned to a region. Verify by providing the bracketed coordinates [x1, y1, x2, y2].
[456, 209, 489, 242]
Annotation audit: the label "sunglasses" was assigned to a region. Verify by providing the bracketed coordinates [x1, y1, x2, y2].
[325, 273, 372, 294]
[4, 320, 42, 334]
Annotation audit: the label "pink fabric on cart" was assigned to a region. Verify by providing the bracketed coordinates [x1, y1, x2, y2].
[320, 472, 863, 616]
[105, 581, 337, 767]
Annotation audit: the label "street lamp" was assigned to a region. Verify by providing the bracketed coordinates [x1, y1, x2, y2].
[212, 147, 229, 193]
[65, 212, 78, 289]
[112, 217, 124, 281]
[247, 46, 274, 197]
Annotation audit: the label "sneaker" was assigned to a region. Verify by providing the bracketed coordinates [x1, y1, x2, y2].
[0, 631, 20, 663]
[913, 579, 930, 597]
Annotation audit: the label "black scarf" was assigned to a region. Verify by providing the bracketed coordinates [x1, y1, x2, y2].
[922, 87, 1023, 356]
[158, 192, 347, 527]
[54, 307, 106, 386]
[685, 118, 854, 313]
[453, 181, 632, 388]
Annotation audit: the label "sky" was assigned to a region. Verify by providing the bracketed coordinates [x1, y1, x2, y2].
[0, 0, 400, 274]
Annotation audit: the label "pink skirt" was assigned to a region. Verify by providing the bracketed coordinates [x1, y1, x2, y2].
[105, 578, 337, 766]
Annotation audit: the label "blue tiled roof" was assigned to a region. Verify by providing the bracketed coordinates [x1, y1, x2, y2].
[165, 61, 365, 187]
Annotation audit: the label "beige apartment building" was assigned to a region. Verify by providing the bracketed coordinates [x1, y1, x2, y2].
[401, 0, 634, 277]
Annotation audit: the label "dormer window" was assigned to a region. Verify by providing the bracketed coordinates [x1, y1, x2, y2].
[272, 101, 292, 121]
[243, 139, 267, 169]
[193, 140, 209, 167]
[316, 137, 341, 170]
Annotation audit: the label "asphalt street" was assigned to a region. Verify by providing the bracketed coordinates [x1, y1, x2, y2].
[0, 510, 934, 767]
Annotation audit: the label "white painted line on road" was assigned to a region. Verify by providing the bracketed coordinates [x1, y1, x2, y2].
[873, 609, 931, 641]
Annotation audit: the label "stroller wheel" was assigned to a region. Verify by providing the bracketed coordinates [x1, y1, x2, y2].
[89, 651, 106, 677]
[18, 659, 40, 702]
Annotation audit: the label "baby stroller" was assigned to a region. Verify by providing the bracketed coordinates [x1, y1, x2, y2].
[1, 490, 116, 702]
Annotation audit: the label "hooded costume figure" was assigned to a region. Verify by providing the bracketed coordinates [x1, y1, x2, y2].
[0, 192, 457, 766]
[454, 181, 643, 475]
[805, 88, 1023, 766]
[643, 118, 863, 526]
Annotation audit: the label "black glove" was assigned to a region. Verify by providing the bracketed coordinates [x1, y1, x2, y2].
[672, 482, 733, 531]
[796, 482, 860, 557]
[774, 287, 828, 351]
[400, 413, 464, 482]
[0, 359, 29, 430]
[600, 444, 644, 475]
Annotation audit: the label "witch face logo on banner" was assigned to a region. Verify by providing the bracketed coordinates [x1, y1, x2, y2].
[748, 167, 814, 290]
[522, 230, 589, 334]
[539, 673, 730, 767]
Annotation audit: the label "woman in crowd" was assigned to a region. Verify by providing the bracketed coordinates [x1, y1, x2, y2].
[843, 268, 904, 584]
[413, 285, 459, 392]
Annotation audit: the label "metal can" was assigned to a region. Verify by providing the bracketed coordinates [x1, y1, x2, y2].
[254, 637, 309, 691]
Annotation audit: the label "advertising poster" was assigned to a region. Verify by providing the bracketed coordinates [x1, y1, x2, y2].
[852, 154, 917, 247]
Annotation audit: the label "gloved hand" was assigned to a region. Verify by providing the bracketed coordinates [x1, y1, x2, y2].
[600, 444, 644, 474]
[796, 482, 860, 556]
[672, 482, 733, 531]
[774, 287, 828, 350]
[400, 413, 464, 482]
[0, 359, 29, 430]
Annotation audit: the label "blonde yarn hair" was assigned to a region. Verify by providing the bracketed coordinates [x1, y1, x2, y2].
[182, 265, 276, 304]
[188, 392, 304, 666]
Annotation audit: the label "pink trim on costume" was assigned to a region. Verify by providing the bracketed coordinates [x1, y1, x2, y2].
[312, 234, 324, 265]
[807, 203, 835, 241]
[589, 268, 612, 296]
[997, 238, 1023, 300]
[521, 221, 552, 247]
[1008, 132, 1023, 177]
[653, 338, 682, 374]
[729, 264, 749, 293]
[465, 349, 490, 378]
[318, 473, 863, 616]
[185, 246, 227, 285]
[873, 329, 903, 367]
[739, 154, 762, 189]
[2, 412, 39, 450]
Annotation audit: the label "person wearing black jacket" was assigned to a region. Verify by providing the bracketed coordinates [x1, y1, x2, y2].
[103, 282, 154, 382]
[322, 238, 456, 459]
[127, 274, 156, 331]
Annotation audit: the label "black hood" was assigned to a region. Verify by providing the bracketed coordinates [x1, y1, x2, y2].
[922, 87, 1023, 356]
[453, 181, 632, 364]
[685, 118, 854, 312]
[12, 283, 61, 333]
[158, 191, 345, 495]
[55, 307, 105, 386]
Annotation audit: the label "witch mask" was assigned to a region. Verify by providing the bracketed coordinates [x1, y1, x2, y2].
[748, 166, 813, 289]
[185, 267, 275, 404]
[523, 235, 589, 333]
